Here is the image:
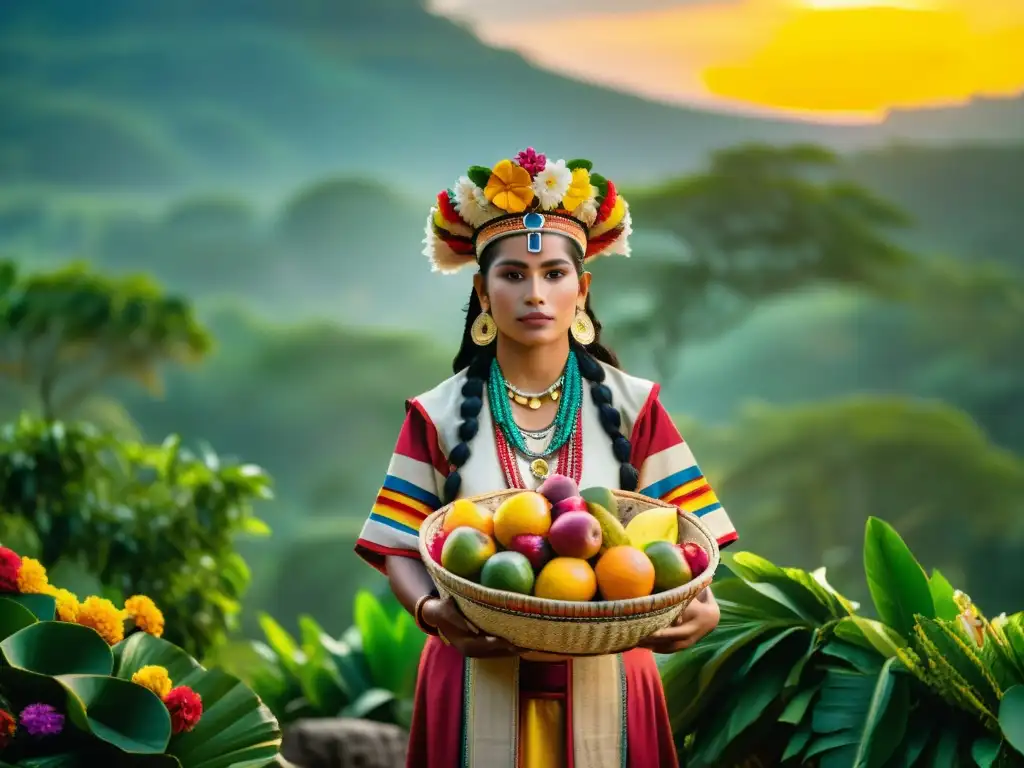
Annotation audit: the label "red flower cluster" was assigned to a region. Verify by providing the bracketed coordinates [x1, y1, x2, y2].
[0, 708, 16, 747]
[164, 686, 203, 734]
[0, 548, 22, 592]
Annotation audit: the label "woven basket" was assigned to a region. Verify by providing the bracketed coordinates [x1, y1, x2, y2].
[418, 489, 719, 656]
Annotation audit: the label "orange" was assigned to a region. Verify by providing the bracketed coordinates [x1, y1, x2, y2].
[534, 557, 597, 601]
[595, 546, 656, 601]
[442, 499, 494, 537]
[492, 491, 551, 548]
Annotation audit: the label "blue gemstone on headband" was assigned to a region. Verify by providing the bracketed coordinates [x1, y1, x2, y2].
[523, 212, 545, 230]
[527, 232, 542, 253]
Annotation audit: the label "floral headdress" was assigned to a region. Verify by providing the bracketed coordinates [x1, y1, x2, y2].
[424, 148, 632, 274]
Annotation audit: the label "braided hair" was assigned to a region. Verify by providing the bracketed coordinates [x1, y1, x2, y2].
[443, 242, 639, 503]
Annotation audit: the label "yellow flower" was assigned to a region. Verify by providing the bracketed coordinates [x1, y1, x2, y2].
[16, 557, 49, 594]
[76, 596, 124, 645]
[46, 587, 80, 622]
[131, 665, 172, 698]
[562, 168, 594, 212]
[484, 159, 535, 213]
[124, 594, 165, 638]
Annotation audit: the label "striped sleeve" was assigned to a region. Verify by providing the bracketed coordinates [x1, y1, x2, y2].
[354, 401, 449, 574]
[630, 389, 738, 549]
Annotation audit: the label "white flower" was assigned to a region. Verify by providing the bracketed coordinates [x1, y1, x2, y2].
[573, 195, 600, 227]
[453, 176, 500, 228]
[531, 159, 572, 210]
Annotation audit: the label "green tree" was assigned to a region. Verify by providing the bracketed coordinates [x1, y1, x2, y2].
[613, 144, 914, 379]
[0, 259, 210, 420]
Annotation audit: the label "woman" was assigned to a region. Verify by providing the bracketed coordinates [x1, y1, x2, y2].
[354, 149, 738, 768]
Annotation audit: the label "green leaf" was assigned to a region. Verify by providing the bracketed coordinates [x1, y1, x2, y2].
[6, 593, 57, 621]
[257, 613, 303, 681]
[467, 166, 492, 188]
[863, 517, 935, 637]
[780, 685, 818, 725]
[728, 552, 837, 624]
[58, 673, 172, 753]
[848, 657, 909, 768]
[353, 590, 397, 693]
[929, 569, 959, 621]
[783, 723, 812, 762]
[341, 687, 397, 720]
[566, 159, 593, 172]
[590, 173, 609, 198]
[113, 632, 282, 768]
[240, 517, 271, 537]
[834, 616, 906, 659]
[999, 684, 1024, 756]
[820, 639, 885, 675]
[2, 621, 113, 676]
[296, 615, 346, 713]
[971, 736, 1001, 767]
[0, 596, 38, 640]
[915, 617, 1001, 714]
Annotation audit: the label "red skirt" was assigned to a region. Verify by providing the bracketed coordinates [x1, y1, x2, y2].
[405, 636, 679, 768]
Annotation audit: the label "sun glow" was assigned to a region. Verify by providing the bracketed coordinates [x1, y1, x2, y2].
[452, 0, 1024, 121]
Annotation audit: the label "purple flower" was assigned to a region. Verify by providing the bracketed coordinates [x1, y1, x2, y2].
[19, 703, 64, 737]
[514, 147, 546, 175]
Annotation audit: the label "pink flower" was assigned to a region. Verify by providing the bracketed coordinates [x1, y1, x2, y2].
[514, 147, 546, 176]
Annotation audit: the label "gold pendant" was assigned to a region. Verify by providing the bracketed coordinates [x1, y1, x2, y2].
[530, 458, 550, 479]
[528, 397, 542, 410]
[514, 394, 528, 406]
[551, 390, 560, 401]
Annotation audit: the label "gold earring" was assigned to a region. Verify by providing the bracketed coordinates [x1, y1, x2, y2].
[471, 311, 497, 346]
[571, 308, 596, 345]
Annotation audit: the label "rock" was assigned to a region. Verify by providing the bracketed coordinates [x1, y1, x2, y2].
[281, 718, 408, 768]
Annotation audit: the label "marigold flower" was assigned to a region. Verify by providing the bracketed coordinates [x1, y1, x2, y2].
[0, 709, 15, 746]
[19, 703, 63, 737]
[76, 596, 124, 645]
[0, 548, 21, 592]
[124, 594, 165, 638]
[164, 686, 203, 734]
[132, 665, 172, 698]
[484, 159, 535, 213]
[15, 556, 48, 594]
[561, 168, 595, 212]
[42, 586, 80, 622]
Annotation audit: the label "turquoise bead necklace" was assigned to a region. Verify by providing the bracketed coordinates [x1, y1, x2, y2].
[488, 351, 582, 460]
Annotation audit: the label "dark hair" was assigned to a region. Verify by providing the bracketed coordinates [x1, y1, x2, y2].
[443, 239, 639, 503]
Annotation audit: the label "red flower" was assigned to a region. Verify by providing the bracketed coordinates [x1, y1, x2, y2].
[594, 179, 617, 225]
[164, 686, 203, 734]
[0, 548, 22, 592]
[0, 708, 16, 747]
[436, 190, 463, 225]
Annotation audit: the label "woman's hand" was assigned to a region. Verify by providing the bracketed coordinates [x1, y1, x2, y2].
[638, 588, 720, 654]
[421, 596, 523, 658]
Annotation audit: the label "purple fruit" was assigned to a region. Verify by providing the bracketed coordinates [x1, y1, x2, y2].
[508, 534, 554, 572]
[548, 511, 603, 560]
[552, 495, 588, 518]
[537, 473, 579, 506]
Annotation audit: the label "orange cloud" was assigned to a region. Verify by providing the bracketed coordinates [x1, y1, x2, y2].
[459, 0, 1024, 120]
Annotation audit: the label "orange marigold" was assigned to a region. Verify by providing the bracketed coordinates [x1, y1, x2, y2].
[132, 665, 172, 698]
[76, 596, 124, 645]
[44, 586, 80, 622]
[16, 557, 49, 594]
[124, 594, 165, 638]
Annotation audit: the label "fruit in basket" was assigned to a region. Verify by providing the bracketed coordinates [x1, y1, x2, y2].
[594, 546, 656, 600]
[493, 491, 552, 548]
[552, 495, 588, 518]
[534, 557, 598, 601]
[681, 542, 710, 577]
[548, 510, 603, 559]
[480, 551, 536, 595]
[537, 473, 579, 505]
[441, 527, 497, 580]
[644, 540, 692, 591]
[427, 529, 449, 563]
[442, 499, 494, 536]
[507, 533, 554, 572]
[586, 502, 630, 552]
[580, 486, 617, 516]
[624, 506, 678, 550]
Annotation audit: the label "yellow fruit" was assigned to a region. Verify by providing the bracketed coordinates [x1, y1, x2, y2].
[442, 499, 494, 536]
[595, 546, 655, 601]
[624, 507, 678, 550]
[493, 491, 552, 548]
[534, 557, 598, 601]
[587, 502, 630, 552]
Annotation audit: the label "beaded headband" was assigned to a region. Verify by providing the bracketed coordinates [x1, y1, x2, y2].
[424, 148, 632, 274]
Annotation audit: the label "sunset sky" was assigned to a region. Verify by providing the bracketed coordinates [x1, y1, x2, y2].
[431, 0, 1024, 122]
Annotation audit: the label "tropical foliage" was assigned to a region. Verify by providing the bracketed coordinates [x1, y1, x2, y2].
[0, 550, 281, 767]
[211, 590, 425, 731]
[661, 517, 1024, 767]
[0, 414, 272, 658]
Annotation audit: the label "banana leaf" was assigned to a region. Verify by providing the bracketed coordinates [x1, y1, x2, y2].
[0, 597, 39, 641]
[113, 631, 282, 768]
[1000, 685, 1024, 757]
[863, 517, 934, 638]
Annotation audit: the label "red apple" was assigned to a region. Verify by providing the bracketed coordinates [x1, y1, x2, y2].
[552, 495, 588, 518]
[508, 534, 554, 572]
[428, 530, 449, 563]
[548, 511, 603, 560]
[681, 542, 710, 577]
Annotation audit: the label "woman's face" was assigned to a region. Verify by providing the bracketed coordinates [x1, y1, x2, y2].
[476, 234, 590, 349]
